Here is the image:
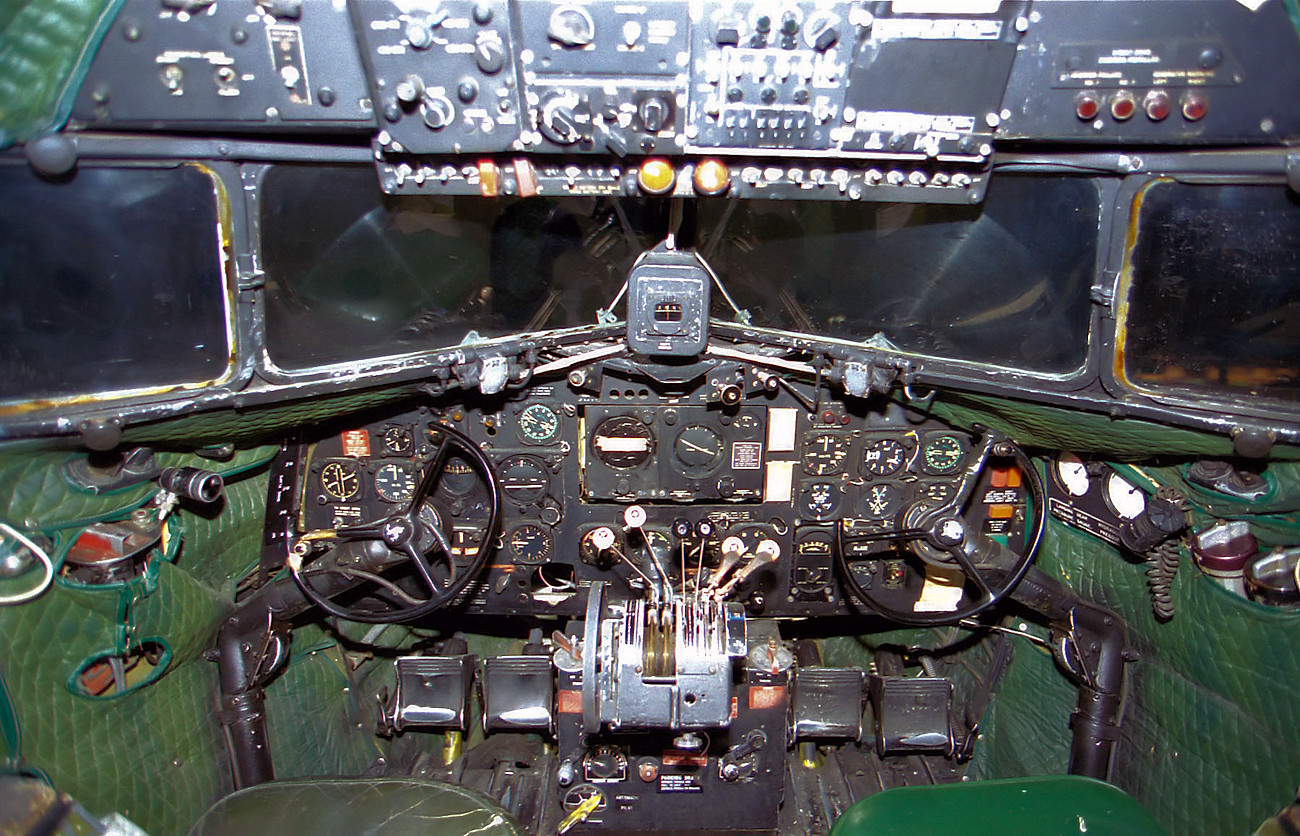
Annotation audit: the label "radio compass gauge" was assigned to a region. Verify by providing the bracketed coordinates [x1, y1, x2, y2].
[373, 463, 416, 503]
[861, 483, 904, 518]
[922, 435, 965, 475]
[500, 456, 549, 504]
[673, 425, 724, 477]
[804, 432, 848, 475]
[382, 426, 413, 455]
[592, 416, 655, 469]
[862, 438, 907, 477]
[507, 524, 551, 564]
[518, 403, 561, 445]
[320, 461, 360, 501]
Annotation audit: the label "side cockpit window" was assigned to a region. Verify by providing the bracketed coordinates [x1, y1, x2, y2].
[1124, 182, 1300, 405]
[0, 164, 230, 404]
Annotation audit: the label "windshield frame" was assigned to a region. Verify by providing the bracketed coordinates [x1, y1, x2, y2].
[1104, 171, 1300, 424]
[0, 158, 244, 418]
[0, 136, 1297, 446]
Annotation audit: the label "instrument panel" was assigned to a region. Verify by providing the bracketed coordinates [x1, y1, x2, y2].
[282, 365, 1029, 621]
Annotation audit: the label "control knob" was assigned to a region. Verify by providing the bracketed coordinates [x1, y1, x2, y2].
[475, 37, 506, 75]
[548, 5, 595, 47]
[421, 94, 456, 130]
[539, 92, 586, 145]
[638, 96, 669, 133]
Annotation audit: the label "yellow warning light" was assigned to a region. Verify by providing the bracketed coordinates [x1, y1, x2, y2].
[637, 158, 676, 195]
[693, 159, 731, 195]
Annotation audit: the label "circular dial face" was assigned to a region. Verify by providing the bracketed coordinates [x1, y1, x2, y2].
[801, 482, 841, 520]
[1105, 472, 1147, 520]
[320, 461, 361, 501]
[734, 414, 761, 437]
[373, 463, 416, 503]
[804, 432, 848, 475]
[518, 403, 561, 445]
[922, 435, 965, 475]
[383, 426, 413, 455]
[440, 457, 478, 496]
[921, 481, 955, 506]
[861, 483, 904, 518]
[862, 438, 908, 477]
[500, 455, 549, 504]
[673, 425, 724, 477]
[592, 416, 655, 469]
[1055, 453, 1091, 497]
[507, 523, 551, 564]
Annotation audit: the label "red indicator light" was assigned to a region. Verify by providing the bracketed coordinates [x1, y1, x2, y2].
[1181, 92, 1208, 121]
[1143, 90, 1172, 121]
[1110, 92, 1136, 121]
[1074, 92, 1100, 121]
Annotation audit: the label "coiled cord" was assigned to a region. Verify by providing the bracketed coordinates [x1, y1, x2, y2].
[1145, 487, 1188, 622]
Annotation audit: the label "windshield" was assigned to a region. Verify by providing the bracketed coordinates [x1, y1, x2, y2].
[262, 165, 1097, 373]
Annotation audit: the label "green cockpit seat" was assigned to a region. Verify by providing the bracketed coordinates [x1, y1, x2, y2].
[829, 775, 1167, 836]
[189, 778, 523, 836]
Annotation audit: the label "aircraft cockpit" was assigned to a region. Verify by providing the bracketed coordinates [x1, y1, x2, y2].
[1, 1, 1298, 834]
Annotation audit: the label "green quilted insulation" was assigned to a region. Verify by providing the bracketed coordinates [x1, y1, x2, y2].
[968, 518, 1300, 835]
[120, 385, 420, 447]
[921, 391, 1300, 461]
[0, 446, 279, 533]
[0, 451, 388, 833]
[0, 0, 121, 148]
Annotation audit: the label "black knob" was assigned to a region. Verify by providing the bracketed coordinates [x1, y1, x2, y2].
[760, 86, 777, 105]
[159, 467, 224, 503]
[457, 78, 479, 103]
[781, 12, 799, 35]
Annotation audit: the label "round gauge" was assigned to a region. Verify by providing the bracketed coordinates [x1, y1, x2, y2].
[922, 435, 965, 475]
[922, 481, 955, 506]
[800, 482, 841, 521]
[673, 425, 724, 477]
[804, 432, 848, 476]
[518, 403, 561, 445]
[320, 461, 361, 501]
[500, 455, 549, 504]
[583, 745, 628, 782]
[862, 438, 908, 477]
[860, 483, 904, 518]
[440, 457, 478, 496]
[507, 523, 551, 564]
[373, 463, 416, 503]
[383, 426, 413, 456]
[1105, 472, 1147, 520]
[592, 416, 655, 469]
[734, 414, 761, 437]
[1055, 453, 1091, 497]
